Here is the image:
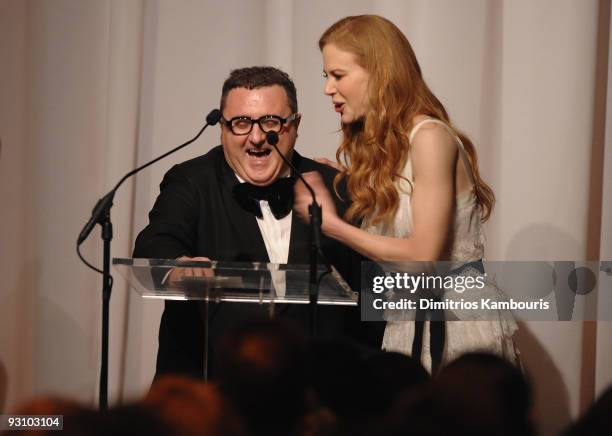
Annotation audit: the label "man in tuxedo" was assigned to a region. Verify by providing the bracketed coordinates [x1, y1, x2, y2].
[134, 66, 379, 379]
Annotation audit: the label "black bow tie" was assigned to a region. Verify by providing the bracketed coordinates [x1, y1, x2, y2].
[232, 177, 295, 219]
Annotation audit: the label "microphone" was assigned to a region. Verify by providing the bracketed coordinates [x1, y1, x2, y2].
[266, 130, 279, 146]
[266, 131, 321, 248]
[78, 109, 221, 245]
[266, 131, 318, 209]
[76, 108, 221, 410]
[206, 109, 223, 125]
[266, 130, 324, 333]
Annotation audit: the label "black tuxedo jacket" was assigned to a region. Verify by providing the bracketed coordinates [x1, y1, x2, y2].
[133, 145, 382, 378]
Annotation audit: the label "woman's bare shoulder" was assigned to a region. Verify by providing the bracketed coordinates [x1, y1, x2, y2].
[409, 115, 454, 148]
[410, 114, 433, 126]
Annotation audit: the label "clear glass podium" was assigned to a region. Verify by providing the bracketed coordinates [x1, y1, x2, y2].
[113, 258, 357, 379]
[112, 258, 358, 305]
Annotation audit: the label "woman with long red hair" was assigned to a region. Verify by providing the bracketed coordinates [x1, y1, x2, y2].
[295, 15, 518, 372]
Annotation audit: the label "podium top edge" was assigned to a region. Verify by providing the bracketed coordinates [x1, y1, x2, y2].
[113, 257, 318, 271]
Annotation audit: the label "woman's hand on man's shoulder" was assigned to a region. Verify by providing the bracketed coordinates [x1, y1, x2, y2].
[315, 157, 344, 172]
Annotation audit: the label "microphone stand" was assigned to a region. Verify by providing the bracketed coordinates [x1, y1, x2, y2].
[76, 109, 221, 410]
[266, 131, 322, 336]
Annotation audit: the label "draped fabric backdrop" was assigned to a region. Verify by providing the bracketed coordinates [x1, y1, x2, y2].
[1, 1, 611, 435]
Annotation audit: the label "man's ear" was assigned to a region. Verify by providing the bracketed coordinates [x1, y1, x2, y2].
[294, 114, 301, 130]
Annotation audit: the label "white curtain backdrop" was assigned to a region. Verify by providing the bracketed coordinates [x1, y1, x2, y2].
[1, 1, 610, 435]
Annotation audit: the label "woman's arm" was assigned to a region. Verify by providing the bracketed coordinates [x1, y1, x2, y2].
[295, 123, 457, 261]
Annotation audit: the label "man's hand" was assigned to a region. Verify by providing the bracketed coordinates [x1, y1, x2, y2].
[167, 256, 213, 285]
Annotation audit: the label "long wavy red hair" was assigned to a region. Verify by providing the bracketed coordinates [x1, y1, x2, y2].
[319, 15, 494, 226]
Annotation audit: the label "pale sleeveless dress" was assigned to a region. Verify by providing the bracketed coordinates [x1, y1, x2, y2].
[362, 119, 519, 372]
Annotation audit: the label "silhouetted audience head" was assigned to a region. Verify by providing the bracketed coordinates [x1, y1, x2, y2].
[384, 383, 448, 436]
[215, 319, 308, 436]
[562, 384, 612, 436]
[8, 346, 556, 436]
[366, 351, 429, 412]
[145, 375, 248, 436]
[9, 396, 88, 436]
[9, 396, 170, 436]
[437, 352, 532, 435]
[294, 407, 339, 436]
[310, 339, 370, 415]
[309, 339, 394, 436]
[94, 404, 172, 436]
[385, 352, 532, 436]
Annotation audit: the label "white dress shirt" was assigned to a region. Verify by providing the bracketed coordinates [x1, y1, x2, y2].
[236, 175, 292, 297]
[235, 174, 292, 264]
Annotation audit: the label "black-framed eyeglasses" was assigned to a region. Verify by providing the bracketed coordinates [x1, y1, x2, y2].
[220, 113, 300, 135]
